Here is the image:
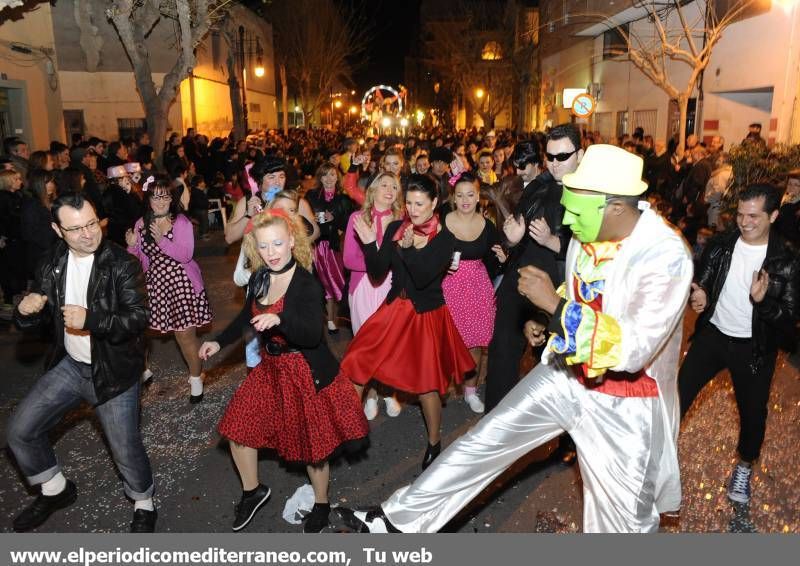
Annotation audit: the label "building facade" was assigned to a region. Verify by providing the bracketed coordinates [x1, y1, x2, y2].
[0, 0, 277, 149]
[538, 0, 800, 146]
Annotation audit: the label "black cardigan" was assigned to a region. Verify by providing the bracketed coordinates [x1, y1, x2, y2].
[214, 265, 338, 391]
[305, 189, 354, 251]
[361, 220, 455, 313]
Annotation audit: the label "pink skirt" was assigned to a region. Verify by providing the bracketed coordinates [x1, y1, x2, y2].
[348, 273, 393, 334]
[313, 240, 346, 301]
[442, 259, 496, 348]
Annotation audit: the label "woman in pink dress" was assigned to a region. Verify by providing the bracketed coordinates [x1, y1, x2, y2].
[126, 176, 213, 402]
[305, 163, 354, 333]
[441, 173, 506, 413]
[342, 172, 404, 420]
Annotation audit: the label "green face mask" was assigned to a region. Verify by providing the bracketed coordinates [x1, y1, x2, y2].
[561, 187, 606, 243]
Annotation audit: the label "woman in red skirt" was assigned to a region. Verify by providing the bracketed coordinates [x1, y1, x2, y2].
[341, 174, 475, 470]
[199, 210, 368, 533]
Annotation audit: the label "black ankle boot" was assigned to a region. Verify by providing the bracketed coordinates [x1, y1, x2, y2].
[422, 441, 441, 470]
[303, 503, 331, 533]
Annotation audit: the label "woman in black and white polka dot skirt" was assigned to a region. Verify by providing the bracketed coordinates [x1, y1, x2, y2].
[126, 175, 213, 403]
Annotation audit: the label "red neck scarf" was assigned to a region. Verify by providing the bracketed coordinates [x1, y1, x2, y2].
[371, 208, 393, 244]
[392, 212, 440, 244]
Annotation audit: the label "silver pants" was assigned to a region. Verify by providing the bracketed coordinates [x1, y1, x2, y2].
[382, 362, 664, 533]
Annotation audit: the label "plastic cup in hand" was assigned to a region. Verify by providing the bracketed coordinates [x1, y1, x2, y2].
[450, 251, 461, 271]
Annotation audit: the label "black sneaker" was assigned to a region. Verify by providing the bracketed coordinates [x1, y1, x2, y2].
[232, 485, 271, 532]
[13, 480, 78, 532]
[302, 503, 331, 533]
[130, 509, 158, 533]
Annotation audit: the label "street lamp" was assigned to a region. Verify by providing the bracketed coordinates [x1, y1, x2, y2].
[475, 88, 485, 99]
[334, 100, 343, 109]
[237, 26, 266, 131]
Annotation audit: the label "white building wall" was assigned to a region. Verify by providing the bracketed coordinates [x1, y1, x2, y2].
[560, 1, 800, 147]
[701, 2, 800, 146]
[587, 2, 699, 144]
[0, 2, 65, 147]
[59, 71, 182, 142]
[540, 39, 594, 127]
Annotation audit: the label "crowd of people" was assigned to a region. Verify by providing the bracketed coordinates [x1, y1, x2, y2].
[0, 118, 797, 534]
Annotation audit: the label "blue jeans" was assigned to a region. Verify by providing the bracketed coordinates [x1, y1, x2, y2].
[7, 356, 155, 500]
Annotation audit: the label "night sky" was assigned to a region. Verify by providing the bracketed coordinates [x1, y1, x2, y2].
[345, 0, 422, 93]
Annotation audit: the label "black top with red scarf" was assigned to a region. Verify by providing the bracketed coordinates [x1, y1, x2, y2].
[361, 220, 456, 313]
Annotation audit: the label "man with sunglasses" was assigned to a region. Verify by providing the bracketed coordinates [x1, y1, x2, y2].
[484, 124, 581, 412]
[8, 193, 157, 533]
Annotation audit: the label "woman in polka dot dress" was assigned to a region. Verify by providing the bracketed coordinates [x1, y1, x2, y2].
[199, 210, 368, 534]
[441, 173, 506, 413]
[126, 176, 212, 403]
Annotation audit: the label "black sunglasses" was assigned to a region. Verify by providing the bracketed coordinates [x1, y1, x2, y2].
[546, 150, 578, 162]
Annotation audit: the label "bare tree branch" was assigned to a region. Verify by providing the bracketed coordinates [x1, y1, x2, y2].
[107, 0, 230, 158]
[582, 1, 758, 151]
[270, 0, 372, 125]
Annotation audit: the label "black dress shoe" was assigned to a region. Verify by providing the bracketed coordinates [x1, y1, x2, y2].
[13, 480, 77, 532]
[130, 509, 158, 533]
[189, 393, 204, 404]
[331, 506, 401, 533]
[422, 442, 441, 470]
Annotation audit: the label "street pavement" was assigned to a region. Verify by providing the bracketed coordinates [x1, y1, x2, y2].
[0, 230, 797, 533]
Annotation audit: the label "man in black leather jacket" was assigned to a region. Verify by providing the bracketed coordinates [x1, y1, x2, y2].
[484, 126, 578, 412]
[680, 183, 798, 506]
[8, 193, 157, 533]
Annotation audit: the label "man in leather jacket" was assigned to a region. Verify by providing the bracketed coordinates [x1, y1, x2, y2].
[484, 126, 578, 412]
[680, 183, 798, 505]
[8, 193, 157, 533]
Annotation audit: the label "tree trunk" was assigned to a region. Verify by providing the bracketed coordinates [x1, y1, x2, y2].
[226, 49, 246, 140]
[280, 63, 289, 135]
[677, 93, 689, 156]
[477, 109, 496, 130]
[145, 101, 169, 169]
[516, 75, 528, 135]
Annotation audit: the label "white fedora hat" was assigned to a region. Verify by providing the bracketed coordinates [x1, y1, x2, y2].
[562, 144, 648, 196]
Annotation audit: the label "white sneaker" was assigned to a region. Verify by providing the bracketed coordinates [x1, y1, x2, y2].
[141, 369, 153, 384]
[364, 397, 379, 421]
[384, 396, 402, 417]
[464, 393, 485, 414]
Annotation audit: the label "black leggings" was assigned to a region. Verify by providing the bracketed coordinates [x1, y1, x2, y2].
[679, 324, 776, 462]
